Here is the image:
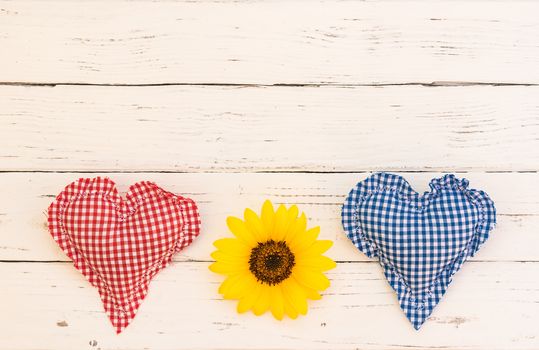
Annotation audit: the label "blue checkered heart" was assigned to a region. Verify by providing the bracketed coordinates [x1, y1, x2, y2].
[341, 173, 496, 329]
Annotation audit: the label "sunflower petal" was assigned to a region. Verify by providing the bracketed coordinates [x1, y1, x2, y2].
[295, 255, 336, 271]
[287, 205, 299, 223]
[213, 238, 250, 256]
[211, 250, 249, 264]
[293, 267, 331, 291]
[209, 261, 248, 275]
[223, 274, 257, 300]
[218, 274, 242, 295]
[269, 286, 285, 320]
[303, 288, 322, 300]
[284, 213, 307, 243]
[261, 200, 275, 237]
[282, 279, 308, 315]
[252, 285, 271, 315]
[289, 226, 320, 252]
[293, 276, 323, 300]
[283, 294, 299, 319]
[300, 240, 333, 257]
[227, 216, 257, 247]
[272, 204, 288, 241]
[244, 208, 268, 241]
[237, 282, 262, 313]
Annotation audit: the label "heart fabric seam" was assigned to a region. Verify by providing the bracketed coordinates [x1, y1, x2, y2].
[342, 172, 496, 329]
[47, 177, 201, 333]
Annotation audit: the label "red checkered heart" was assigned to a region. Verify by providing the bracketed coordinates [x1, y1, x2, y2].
[47, 177, 201, 333]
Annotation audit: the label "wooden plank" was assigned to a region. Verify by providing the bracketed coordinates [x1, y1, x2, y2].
[2, 1, 539, 85]
[1, 261, 538, 350]
[1, 85, 538, 172]
[1, 172, 537, 262]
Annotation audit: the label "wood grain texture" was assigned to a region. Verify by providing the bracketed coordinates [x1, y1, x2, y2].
[1, 85, 538, 172]
[1, 1, 539, 85]
[1, 0, 539, 349]
[0, 172, 537, 262]
[2, 261, 538, 350]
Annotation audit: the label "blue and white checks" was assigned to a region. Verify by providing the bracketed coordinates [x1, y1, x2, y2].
[341, 173, 496, 329]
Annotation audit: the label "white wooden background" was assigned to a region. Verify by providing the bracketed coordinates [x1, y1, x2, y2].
[1, 1, 539, 349]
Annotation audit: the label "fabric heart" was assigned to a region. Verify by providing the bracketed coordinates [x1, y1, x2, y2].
[342, 173, 496, 329]
[47, 177, 201, 333]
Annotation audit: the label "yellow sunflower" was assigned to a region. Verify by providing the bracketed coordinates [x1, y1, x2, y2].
[209, 200, 336, 320]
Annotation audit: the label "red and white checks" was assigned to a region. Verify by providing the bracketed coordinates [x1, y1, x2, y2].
[47, 177, 201, 333]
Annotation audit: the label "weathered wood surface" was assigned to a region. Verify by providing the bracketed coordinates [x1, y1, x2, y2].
[1, 1, 539, 85]
[0, 172, 537, 262]
[1, 85, 538, 172]
[2, 261, 539, 350]
[1, 0, 538, 349]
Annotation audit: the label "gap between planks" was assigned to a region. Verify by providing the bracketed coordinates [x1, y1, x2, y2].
[1, 81, 539, 88]
[1, 170, 538, 174]
[2, 260, 539, 264]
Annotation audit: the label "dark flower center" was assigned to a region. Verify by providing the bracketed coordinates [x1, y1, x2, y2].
[249, 239, 295, 285]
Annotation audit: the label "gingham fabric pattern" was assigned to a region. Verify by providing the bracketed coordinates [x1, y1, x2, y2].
[342, 173, 496, 329]
[47, 177, 201, 333]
